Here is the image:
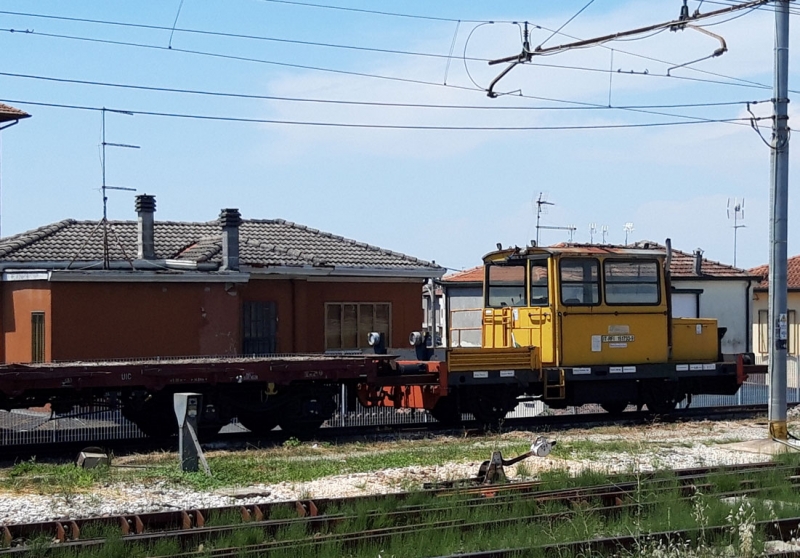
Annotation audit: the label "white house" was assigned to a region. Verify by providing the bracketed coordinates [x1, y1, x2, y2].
[749, 255, 800, 385]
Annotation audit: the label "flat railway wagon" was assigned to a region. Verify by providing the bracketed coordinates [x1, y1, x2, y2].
[0, 242, 766, 435]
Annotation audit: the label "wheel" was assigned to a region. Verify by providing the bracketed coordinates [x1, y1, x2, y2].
[646, 398, 678, 415]
[428, 397, 462, 426]
[236, 411, 279, 434]
[600, 401, 628, 415]
[121, 397, 177, 439]
[275, 391, 336, 438]
[278, 419, 325, 438]
[471, 395, 513, 431]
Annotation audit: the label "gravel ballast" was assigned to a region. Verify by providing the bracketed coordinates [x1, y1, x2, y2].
[0, 418, 788, 526]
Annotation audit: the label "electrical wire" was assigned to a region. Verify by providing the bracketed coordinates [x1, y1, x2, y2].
[0, 98, 753, 131]
[0, 28, 483, 93]
[1, 23, 777, 99]
[0, 10, 490, 62]
[255, 0, 503, 24]
[537, 0, 597, 49]
[0, 69, 761, 112]
[0, 6, 777, 89]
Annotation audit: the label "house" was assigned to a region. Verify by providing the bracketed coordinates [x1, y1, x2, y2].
[0, 195, 443, 363]
[0, 103, 30, 129]
[442, 242, 758, 355]
[749, 255, 800, 377]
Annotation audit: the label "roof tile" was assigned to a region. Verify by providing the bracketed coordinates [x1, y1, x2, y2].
[0, 217, 441, 274]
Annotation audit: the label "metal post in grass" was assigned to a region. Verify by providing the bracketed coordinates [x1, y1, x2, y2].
[173, 393, 211, 475]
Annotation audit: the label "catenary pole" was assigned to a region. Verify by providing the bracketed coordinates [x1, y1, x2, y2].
[768, 0, 790, 441]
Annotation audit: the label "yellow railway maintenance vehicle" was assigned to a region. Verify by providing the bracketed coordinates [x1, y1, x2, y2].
[360, 241, 764, 426]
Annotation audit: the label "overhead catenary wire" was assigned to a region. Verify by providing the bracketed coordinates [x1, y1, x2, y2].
[537, 0, 597, 49]
[0, 8, 777, 90]
[0, 9, 490, 62]
[2, 26, 780, 120]
[0, 98, 755, 131]
[0, 70, 761, 112]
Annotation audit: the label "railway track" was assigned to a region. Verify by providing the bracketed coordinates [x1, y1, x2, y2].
[0, 403, 774, 462]
[3, 461, 800, 557]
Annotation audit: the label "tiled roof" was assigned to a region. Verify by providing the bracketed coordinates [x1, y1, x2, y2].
[0, 103, 30, 123]
[749, 254, 800, 289]
[0, 217, 441, 274]
[442, 241, 754, 284]
[443, 266, 483, 283]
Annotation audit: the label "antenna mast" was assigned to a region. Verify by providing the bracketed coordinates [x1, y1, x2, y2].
[534, 192, 576, 244]
[535, 192, 554, 245]
[624, 222, 635, 245]
[98, 108, 139, 269]
[726, 198, 745, 267]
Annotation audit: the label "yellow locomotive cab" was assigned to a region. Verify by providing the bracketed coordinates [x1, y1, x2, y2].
[443, 242, 739, 418]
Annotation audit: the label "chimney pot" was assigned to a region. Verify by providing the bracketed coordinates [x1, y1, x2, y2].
[693, 248, 704, 275]
[136, 194, 156, 260]
[220, 208, 241, 271]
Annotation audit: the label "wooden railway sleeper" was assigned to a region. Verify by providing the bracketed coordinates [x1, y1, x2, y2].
[240, 504, 265, 522]
[295, 500, 318, 517]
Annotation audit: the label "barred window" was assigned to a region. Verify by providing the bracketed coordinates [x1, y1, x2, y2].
[325, 303, 390, 350]
[31, 312, 45, 363]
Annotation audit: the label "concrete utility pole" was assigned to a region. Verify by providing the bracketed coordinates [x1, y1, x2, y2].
[768, 0, 790, 441]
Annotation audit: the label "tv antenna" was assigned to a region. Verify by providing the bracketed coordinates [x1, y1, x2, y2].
[589, 223, 597, 243]
[727, 197, 745, 267]
[624, 222, 635, 244]
[601, 225, 609, 244]
[534, 192, 576, 245]
[534, 192, 554, 245]
[69, 108, 139, 270]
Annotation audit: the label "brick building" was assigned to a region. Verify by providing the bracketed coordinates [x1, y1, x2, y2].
[0, 195, 443, 362]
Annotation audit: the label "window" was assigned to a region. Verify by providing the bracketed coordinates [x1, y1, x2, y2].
[486, 262, 526, 308]
[758, 309, 769, 354]
[758, 309, 797, 355]
[325, 303, 390, 350]
[560, 259, 600, 305]
[242, 301, 277, 355]
[31, 312, 45, 363]
[529, 260, 549, 306]
[604, 260, 660, 305]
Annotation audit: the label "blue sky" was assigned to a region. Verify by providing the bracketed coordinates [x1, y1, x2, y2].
[0, 1, 796, 271]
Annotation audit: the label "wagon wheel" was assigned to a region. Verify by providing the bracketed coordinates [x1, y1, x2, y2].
[646, 397, 678, 415]
[600, 401, 628, 416]
[236, 411, 279, 434]
[276, 392, 336, 438]
[121, 396, 178, 439]
[471, 396, 512, 432]
[428, 396, 462, 426]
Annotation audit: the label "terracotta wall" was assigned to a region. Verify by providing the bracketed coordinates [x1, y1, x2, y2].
[234, 278, 424, 353]
[3, 282, 52, 363]
[2, 277, 425, 362]
[49, 282, 241, 361]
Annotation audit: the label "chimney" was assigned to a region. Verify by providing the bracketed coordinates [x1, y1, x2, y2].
[220, 208, 242, 271]
[693, 248, 704, 275]
[135, 194, 156, 260]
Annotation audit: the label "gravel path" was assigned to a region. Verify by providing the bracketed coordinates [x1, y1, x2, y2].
[0, 418, 790, 526]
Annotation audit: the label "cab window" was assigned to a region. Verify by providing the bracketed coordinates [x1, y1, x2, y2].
[604, 260, 660, 305]
[529, 260, 549, 306]
[486, 261, 526, 307]
[560, 259, 600, 305]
